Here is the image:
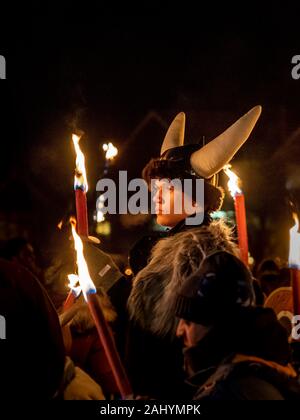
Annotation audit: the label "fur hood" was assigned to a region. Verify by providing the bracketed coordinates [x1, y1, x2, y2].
[128, 220, 238, 338]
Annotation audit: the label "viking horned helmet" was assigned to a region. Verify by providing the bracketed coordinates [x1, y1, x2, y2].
[153, 106, 262, 183]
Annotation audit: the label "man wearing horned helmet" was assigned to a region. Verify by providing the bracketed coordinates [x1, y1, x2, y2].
[126, 106, 262, 398]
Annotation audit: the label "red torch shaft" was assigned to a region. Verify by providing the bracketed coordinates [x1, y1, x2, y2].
[234, 193, 249, 266]
[63, 290, 76, 312]
[75, 189, 89, 237]
[86, 293, 132, 399]
[291, 268, 300, 318]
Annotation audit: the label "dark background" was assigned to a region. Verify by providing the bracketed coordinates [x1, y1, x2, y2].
[0, 4, 299, 267]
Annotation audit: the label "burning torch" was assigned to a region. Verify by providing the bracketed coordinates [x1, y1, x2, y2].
[96, 142, 118, 224]
[102, 142, 118, 175]
[69, 217, 132, 398]
[64, 133, 99, 312]
[289, 212, 300, 321]
[62, 274, 82, 312]
[72, 133, 89, 237]
[223, 164, 249, 266]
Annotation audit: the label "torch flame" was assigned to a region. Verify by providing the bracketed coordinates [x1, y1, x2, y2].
[103, 142, 118, 160]
[67, 274, 82, 298]
[72, 133, 88, 192]
[69, 217, 96, 300]
[223, 164, 242, 197]
[289, 213, 300, 269]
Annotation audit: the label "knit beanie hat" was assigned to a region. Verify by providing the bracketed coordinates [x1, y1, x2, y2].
[175, 250, 255, 325]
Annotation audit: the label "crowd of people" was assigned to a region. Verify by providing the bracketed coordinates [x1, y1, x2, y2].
[1, 107, 300, 400]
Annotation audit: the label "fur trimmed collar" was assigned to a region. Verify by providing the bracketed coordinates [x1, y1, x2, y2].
[128, 220, 238, 337]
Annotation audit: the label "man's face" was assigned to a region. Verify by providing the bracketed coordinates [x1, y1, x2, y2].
[152, 179, 195, 227]
[176, 318, 211, 348]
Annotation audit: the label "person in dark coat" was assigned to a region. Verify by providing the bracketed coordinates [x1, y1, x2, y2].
[126, 107, 262, 398]
[0, 258, 65, 399]
[0, 258, 104, 400]
[175, 251, 300, 400]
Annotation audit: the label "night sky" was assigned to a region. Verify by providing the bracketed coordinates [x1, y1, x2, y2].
[0, 4, 300, 262]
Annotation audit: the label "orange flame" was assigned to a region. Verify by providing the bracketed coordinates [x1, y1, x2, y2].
[289, 213, 300, 269]
[223, 164, 242, 197]
[72, 133, 88, 192]
[125, 267, 133, 276]
[103, 142, 118, 160]
[69, 218, 96, 300]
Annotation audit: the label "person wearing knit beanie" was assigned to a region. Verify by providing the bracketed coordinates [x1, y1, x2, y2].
[174, 251, 300, 400]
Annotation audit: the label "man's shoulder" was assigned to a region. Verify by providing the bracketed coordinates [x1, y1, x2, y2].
[193, 360, 298, 400]
[170, 219, 236, 250]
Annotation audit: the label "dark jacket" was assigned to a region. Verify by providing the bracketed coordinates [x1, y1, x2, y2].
[0, 258, 65, 400]
[191, 355, 300, 400]
[184, 307, 300, 400]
